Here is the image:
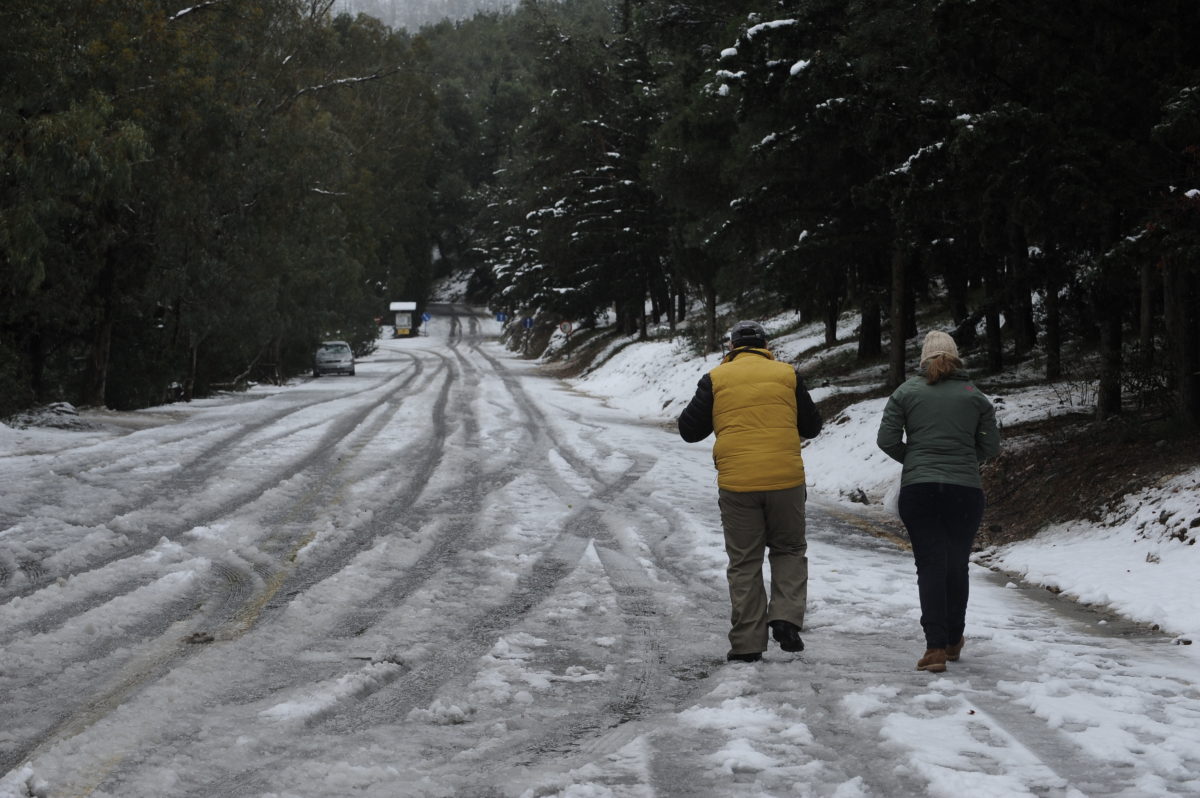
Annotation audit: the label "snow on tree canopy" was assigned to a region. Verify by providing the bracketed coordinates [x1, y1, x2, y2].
[890, 142, 945, 176]
[746, 19, 797, 38]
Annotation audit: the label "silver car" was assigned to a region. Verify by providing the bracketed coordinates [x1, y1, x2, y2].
[313, 340, 355, 376]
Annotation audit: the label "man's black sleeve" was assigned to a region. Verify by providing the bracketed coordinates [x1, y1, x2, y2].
[677, 374, 715, 442]
[795, 375, 822, 439]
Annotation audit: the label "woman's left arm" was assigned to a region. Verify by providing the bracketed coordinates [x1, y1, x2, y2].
[975, 398, 1001, 462]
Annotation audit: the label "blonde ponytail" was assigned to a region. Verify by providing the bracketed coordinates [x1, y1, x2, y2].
[924, 353, 962, 384]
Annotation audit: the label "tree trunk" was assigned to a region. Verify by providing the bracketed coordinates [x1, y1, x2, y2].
[1096, 303, 1123, 419]
[676, 277, 687, 324]
[904, 247, 920, 340]
[83, 316, 113, 407]
[29, 326, 46, 403]
[1095, 211, 1126, 419]
[983, 261, 1003, 373]
[185, 338, 198, 402]
[1044, 280, 1062, 381]
[857, 294, 882, 360]
[271, 334, 283, 385]
[82, 260, 116, 407]
[1140, 262, 1155, 368]
[666, 275, 678, 336]
[944, 259, 970, 326]
[1163, 261, 1200, 426]
[903, 278, 918, 340]
[1007, 223, 1036, 358]
[888, 247, 907, 389]
[618, 0, 632, 33]
[616, 298, 640, 337]
[824, 290, 839, 346]
[703, 281, 719, 353]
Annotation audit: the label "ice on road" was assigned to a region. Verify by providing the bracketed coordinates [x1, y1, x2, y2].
[1, 306, 1198, 798]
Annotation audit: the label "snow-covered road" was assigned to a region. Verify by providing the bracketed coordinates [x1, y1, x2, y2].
[2, 306, 1198, 797]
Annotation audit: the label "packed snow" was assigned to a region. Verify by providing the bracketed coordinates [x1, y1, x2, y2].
[561, 313, 1200, 647]
[0, 305, 1197, 798]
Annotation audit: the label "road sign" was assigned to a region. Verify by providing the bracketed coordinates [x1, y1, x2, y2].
[421, 312, 431, 322]
[523, 317, 533, 330]
[559, 321, 573, 336]
[496, 312, 508, 322]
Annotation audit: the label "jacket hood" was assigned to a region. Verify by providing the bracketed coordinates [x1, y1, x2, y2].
[722, 346, 775, 364]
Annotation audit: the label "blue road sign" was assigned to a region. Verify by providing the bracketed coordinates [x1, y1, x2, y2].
[496, 312, 508, 322]
[421, 312, 431, 322]
[522, 317, 534, 330]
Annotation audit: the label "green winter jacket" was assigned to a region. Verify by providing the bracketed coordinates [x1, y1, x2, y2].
[876, 372, 1000, 488]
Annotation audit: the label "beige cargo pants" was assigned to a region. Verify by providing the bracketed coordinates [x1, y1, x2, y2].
[717, 484, 809, 657]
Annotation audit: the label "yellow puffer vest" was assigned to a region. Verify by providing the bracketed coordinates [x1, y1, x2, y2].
[710, 349, 807, 492]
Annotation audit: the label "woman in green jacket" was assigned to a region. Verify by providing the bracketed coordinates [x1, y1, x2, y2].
[876, 331, 1001, 673]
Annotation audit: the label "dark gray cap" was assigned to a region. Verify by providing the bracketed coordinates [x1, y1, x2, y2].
[729, 320, 767, 347]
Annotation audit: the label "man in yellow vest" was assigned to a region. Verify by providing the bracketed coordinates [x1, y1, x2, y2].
[678, 320, 823, 662]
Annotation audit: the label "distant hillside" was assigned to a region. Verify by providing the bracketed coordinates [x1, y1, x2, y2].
[335, 0, 515, 30]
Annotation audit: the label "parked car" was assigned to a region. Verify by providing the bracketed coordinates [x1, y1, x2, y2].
[313, 340, 355, 376]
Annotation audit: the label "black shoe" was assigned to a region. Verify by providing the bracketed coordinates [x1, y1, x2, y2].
[769, 620, 804, 652]
[726, 651, 763, 662]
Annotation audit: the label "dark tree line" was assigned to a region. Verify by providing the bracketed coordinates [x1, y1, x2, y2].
[3, 0, 1199, 426]
[432, 0, 1200, 424]
[1, 0, 439, 413]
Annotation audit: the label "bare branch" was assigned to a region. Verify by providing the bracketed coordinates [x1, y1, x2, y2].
[308, 0, 337, 20]
[272, 67, 405, 114]
[168, 0, 229, 23]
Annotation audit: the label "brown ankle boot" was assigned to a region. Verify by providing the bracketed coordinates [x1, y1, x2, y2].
[946, 637, 965, 662]
[917, 648, 947, 672]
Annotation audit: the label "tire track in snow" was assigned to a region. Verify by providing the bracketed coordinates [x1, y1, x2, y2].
[50, 344, 475, 797]
[325, 459, 680, 784]
[740, 506, 1189, 797]
[0, 356, 438, 715]
[239, 348, 465, 630]
[11, 313, 694, 797]
[0, 354, 424, 596]
[313, 326, 654, 726]
[183, 447, 663, 796]
[0, 355, 437, 779]
[0, 354, 424, 533]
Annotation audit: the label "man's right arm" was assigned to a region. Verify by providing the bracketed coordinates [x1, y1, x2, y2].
[677, 374, 714, 442]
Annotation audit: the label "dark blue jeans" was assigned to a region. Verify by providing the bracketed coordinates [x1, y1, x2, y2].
[898, 483, 986, 649]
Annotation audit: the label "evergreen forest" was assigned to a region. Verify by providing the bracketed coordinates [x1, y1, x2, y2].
[2, 0, 1199, 424]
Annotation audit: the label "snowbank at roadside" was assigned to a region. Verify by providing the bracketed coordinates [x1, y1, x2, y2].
[979, 468, 1200, 645]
